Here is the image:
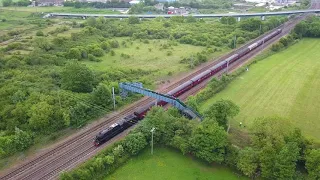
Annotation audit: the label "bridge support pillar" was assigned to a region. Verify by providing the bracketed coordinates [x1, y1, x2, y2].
[261, 15, 265, 21]
[237, 17, 241, 22]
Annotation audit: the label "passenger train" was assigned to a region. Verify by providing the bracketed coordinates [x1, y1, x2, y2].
[94, 28, 282, 146]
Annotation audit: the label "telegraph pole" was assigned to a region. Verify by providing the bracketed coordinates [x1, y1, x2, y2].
[112, 87, 116, 110]
[150, 127, 155, 155]
[259, 24, 262, 35]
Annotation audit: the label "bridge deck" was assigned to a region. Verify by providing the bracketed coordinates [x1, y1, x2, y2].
[47, 9, 320, 18]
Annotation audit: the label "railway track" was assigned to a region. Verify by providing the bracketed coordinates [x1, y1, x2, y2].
[1, 3, 318, 179]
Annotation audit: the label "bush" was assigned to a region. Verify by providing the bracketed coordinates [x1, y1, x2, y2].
[237, 37, 245, 44]
[110, 50, 115, 56]
[91, 47, 104, 57]
[120, 53, 130, 59]
[109, 40, 119, 48]
[271, 42, 284, 52]
[36, 30, 44, 36]
[66, 48, 81, 60]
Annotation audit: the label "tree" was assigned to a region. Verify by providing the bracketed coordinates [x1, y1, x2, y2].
[306, 149, 320, 179]
[239, 19, 262, 31]
[36, 30, 44, 36]
[294, 21, 307, 36]
[28, 101, 53, 131]
[87, 17, 96, 27]
[13, 127, 34, 151]
[61, 62, 95, 93]
[66, 48, 81, 60]
[204, 100, 239, 129]
[92, 83, 112, 108]
[186, 96, 199, 112]
[124, 132, 147, 155]
[237, 37, 245, 44]
[237, 147, 259, 177]
[273, 142, 299, 179]
[220, 17, 236, 25]
[2, 0, 12, 6]
[34, 37, 53, 51]
[190, 120, 228, 163]
[186, 16, 196, 23]
[128, 16, 140, 24]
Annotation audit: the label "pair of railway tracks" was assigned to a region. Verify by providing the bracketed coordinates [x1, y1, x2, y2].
[0, 8, 317, 180]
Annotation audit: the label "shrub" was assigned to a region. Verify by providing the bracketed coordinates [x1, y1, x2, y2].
[110, 50, 115, 56]
[120, 53, 130, 59]
[36, 30, 44, 36]
[109, 40, 119, 48]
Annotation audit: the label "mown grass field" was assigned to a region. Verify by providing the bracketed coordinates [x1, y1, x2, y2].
[108, 147, 247, 180]
[200, 38, 320, 141]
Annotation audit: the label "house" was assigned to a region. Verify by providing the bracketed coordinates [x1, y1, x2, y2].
[38, 0, 64, 6]
[154, 3, 164, 11]
[167, 6, 187, 15]
[129, 0, 140, 5]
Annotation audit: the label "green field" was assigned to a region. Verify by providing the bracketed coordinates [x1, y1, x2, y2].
[108, 147, 247, 180]
[84, 39, 227, 81]
[201, 38, 320, 141]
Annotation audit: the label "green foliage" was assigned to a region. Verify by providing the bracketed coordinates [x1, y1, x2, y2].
[86, 17, 96, 27]
[204, 100, 239, 129]
[128, 16, 140, 24]
[28, 101, 53, 131]
[236, 117, 307, 179]
[91, 83, 112, 108]
[220, 17, 237, 25]
[124, 132, 147, 155]
[61, 62, 95, 93]
[237, 147, 259, 177]
[0, 128, 34, 158]
[36, 30, 44, 36]
[237, 37, 245, 44]
[66, 48, 81, 60]
[2, 0, 12, 6]
[190, 119, 228, 163]
[34, 37, 53, 51]
[306, 149, 320, 179]
[239, 18, 262, 31]
[294, 16, 320, 37]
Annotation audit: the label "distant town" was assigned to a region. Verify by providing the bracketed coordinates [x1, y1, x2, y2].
[32, 0, 301, 14]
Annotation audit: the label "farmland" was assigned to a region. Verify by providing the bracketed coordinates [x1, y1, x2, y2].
[109, 147, 247, 180]
[201, 38, 320, 141]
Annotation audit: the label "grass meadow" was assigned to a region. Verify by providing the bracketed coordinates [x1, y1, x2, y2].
[108, 147, 247, 180]
[200, 38, 320, 141]
[84, 39, 228, 82]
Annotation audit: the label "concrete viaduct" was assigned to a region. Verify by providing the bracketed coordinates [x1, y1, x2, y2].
[45, 9, 320, 20]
